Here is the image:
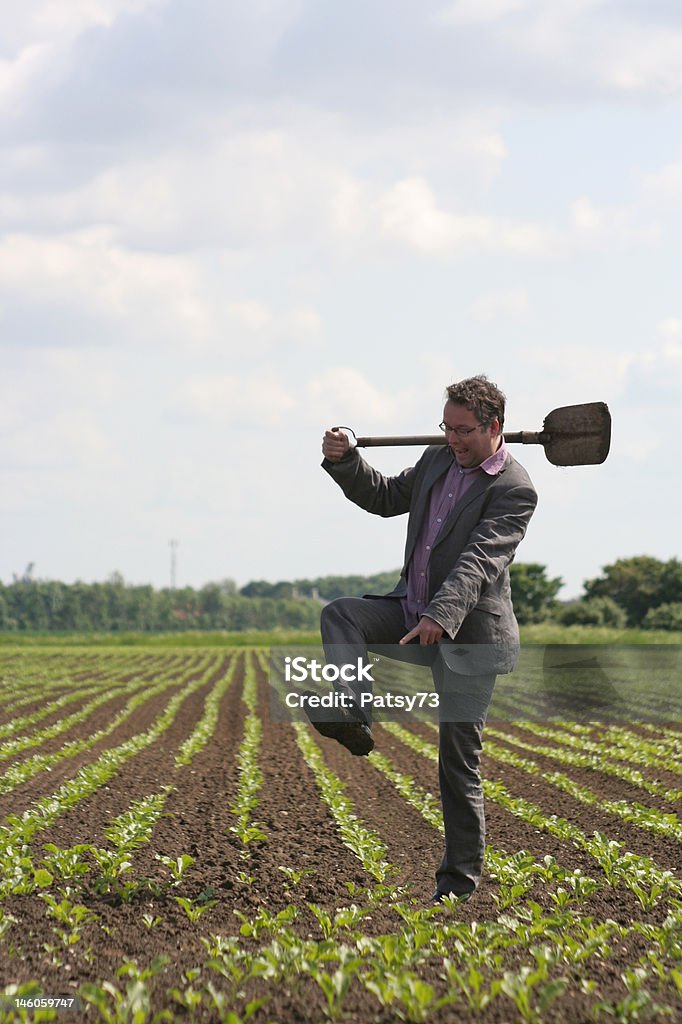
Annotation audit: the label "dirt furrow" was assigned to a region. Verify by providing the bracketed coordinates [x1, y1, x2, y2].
[34, 660, 233, 851]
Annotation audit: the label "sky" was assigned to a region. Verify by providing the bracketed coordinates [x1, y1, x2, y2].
[2, 0, 682, 599]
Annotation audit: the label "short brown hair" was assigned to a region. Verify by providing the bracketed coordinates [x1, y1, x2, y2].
[445, 375, 506, 431]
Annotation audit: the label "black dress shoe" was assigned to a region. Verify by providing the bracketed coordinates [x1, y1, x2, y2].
[303, 693, 375, 756]
[431, 889, 472, 904]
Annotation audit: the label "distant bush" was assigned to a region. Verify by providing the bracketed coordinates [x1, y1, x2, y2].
[583, 556, 682, 626]
[641, 602, 682, 631]
[556, 596, 627, 628]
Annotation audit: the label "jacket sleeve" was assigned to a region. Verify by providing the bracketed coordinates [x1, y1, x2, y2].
[423, 478, 538, 638]
[322, 449, 419, 518]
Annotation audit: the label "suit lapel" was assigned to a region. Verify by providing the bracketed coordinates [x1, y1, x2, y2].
[433, 456, 509, 548]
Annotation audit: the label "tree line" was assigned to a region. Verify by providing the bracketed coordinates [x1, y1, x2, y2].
[0, 556, 680, 633]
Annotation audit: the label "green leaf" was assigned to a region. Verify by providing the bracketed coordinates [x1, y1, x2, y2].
[33, 868, 53, 888]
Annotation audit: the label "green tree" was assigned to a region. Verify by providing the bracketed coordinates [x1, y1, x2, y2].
[292, 571, 401, 601]
[509, 563, 563, 624]
[240, 579, 293, 598]
[0, 590, 9, 629]
[583, 556, 682, 626]
[199, 583, 226, 625]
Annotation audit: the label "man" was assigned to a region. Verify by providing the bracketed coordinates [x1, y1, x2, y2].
[308, 375, 538, 903]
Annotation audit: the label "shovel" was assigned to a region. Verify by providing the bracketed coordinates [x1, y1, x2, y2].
[335, 402, 611, 467]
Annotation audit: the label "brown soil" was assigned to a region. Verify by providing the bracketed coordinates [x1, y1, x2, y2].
[0, 650, 680, 1024]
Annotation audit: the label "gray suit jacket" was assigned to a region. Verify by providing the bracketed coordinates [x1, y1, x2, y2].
[323, 444, 538, 673]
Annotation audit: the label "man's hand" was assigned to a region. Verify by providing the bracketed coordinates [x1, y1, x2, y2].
[322, 428, 350, 463]
[399, 615, 444, 645]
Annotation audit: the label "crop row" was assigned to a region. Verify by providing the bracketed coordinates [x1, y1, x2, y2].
[0, 654, 229, 900]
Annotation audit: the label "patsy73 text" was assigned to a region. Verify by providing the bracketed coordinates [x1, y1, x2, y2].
[285, 691, 439, 711]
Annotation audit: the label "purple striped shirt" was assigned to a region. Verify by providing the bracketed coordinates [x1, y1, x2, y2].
[401, 439, 508, 631]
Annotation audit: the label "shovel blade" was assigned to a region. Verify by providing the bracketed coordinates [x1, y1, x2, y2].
[543, 402, 611, 466]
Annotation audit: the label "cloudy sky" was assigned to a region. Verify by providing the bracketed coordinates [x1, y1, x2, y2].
[2, 0, 681, 598]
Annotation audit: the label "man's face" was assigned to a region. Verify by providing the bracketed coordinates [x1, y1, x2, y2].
[441, 400, 501, 468]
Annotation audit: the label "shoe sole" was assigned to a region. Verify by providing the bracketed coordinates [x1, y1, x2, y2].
[306, 717, 374, 756]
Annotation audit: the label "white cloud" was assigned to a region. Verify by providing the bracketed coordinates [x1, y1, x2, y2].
[470, 132, 508, 164]
[434, 0, 682, 98]
[644, 156, 682, 207]
[288, 308, 322, 340]
[434, 0, 530, 26]
[471, 287, 529, 321]
[0, 0, 154, 42]
[305, 368, 409, 427]
[5, 395, 124, 476]
[378, 177, 551, 254]
[602, 26, 682, 95]
[0, 110, 513, 253]
[570, 197, 603, 232]
[528, 345, 636, 395]
[657, 319, 682, 362]
[0, 128, 332, 248]
[31, 0, 153, 35]
[172, 374, 296, 426]
[526, 337, 682, 463]
[227, 302, 273, 331]
[658, 318, 682, 341]
[2, 346, 128, 478]
[0, 227, 212, 346]
[0, 1, 162, 116]
[330, 174, 370, 238]
[569, 196, 660, 248]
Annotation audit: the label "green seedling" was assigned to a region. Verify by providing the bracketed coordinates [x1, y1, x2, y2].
[234, 904, 297, 940]
[116, 955, 171, 982]
[441, 960, 502, 1012]
[41, 843, 92, 884]
[205, 984, 268, 1024]
[142, 913, 163, 929]
[278, 865, 316, 889]
[0, 909, 17, 940]
[307, 948, 362, 1021]
[39, 893, 97, 929]
[175, 896, 218, 922]
[156, 852, 195, 884]
[307, 903, 370, 940]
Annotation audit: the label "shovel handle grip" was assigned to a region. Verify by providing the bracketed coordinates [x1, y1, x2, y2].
[355, 434, 444, 447]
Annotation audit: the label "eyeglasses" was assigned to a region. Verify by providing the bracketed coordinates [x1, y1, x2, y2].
[438, 422, 481, 437]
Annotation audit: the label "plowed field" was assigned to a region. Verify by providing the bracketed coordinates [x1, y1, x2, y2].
[0, 647, 680, 1023]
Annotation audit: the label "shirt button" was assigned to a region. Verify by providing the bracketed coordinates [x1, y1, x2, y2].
[448, 493, 453, 497]
[426, 545, 430, 550]
[437, 518, 441, 523]
[420, 572, 425, 577]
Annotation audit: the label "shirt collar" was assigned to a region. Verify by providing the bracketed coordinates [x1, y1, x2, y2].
[452, 436, 507, 475]
[480, 436, 508, 475]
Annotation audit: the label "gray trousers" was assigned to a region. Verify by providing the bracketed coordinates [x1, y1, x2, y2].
[320, 596, 496, 897]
